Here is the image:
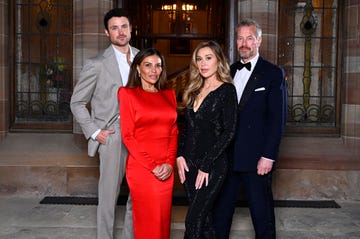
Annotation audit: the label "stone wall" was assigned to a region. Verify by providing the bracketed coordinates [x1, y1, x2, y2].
[0, 0, 9, 141]
[237, 0, 279, 63]
[342, 1, 360, 157]
[0, 0, 358, 200]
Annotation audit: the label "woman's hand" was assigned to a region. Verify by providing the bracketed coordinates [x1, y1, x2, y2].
[152, 163, 173, 181]
[176, 156, 188, 184]
[195, 169, 208, 190]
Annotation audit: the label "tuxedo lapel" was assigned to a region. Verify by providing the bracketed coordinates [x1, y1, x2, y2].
[238, 58, 263, 111]
[238, 73, 260, 110]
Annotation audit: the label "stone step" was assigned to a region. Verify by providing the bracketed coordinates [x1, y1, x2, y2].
[0, 133, 183, 196]
[0, 133, 98, 196]
[1, 133, 359, 200]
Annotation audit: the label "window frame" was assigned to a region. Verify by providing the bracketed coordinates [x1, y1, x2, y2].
[9, 0, 73, 132]
[278, 0, 342, 136]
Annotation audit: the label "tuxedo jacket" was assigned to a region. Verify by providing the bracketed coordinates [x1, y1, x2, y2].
[230, 56, 287, 172]
[70, 45, 139, 156]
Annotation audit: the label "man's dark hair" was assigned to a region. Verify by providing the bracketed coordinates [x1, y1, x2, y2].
[104, 8, 131, 31]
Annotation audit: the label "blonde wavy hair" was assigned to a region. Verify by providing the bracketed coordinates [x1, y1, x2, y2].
[182, 40, 232, 107]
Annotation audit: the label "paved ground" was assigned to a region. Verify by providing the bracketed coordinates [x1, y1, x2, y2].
[0, 196, 359, 239]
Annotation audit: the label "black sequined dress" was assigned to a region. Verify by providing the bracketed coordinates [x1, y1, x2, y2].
[177, 83, 238, 239]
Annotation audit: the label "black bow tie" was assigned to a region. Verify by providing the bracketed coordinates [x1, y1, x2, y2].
[237, 61, 251, 71]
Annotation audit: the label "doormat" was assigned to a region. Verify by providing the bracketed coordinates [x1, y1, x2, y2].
[40, 196, 340, 208]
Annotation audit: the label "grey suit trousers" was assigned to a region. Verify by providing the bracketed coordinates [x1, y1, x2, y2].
[97, 120, 133, 239]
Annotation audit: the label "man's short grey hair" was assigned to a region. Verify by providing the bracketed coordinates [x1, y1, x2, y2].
[237, 18, 262, 38]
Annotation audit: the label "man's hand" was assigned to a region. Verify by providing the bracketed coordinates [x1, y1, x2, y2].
[257, 157, 274, 175]
[95, 129, 115, 144]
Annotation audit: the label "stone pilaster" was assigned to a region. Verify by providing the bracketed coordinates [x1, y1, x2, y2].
[0, 0, 9, 142]
[342, 1, 360, 157]
[237, 0, 278, 63]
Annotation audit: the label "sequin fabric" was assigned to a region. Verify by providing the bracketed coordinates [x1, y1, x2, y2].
[177, 83, 238, 239]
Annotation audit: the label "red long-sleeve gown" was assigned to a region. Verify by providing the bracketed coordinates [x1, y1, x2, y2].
[118, 87, 178, 239]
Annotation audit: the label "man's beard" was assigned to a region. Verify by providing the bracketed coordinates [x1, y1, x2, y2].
[112, 36, 130, 47]
[239, 47, 255, 60]
[240, 52, 252, 60]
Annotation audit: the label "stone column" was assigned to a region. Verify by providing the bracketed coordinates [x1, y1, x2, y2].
[237, 0, 279, 63]
[0, 0, 9, 142]
[342, 1, 360, 157]
[73, 0, 114, 148]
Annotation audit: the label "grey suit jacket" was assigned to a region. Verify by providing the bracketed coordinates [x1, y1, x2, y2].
[70, 45, 139, 156]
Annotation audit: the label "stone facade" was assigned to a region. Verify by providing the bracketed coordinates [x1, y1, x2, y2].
[0, 0, 359, 200]
[0, 0, 9, 142]
[342, 1, 360, 157]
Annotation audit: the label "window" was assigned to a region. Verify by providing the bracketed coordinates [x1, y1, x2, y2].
[278, 0, 340, 135]
[12, 0, 72, 130]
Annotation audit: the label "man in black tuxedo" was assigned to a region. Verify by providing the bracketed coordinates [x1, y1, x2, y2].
[213, 18, 287, 239]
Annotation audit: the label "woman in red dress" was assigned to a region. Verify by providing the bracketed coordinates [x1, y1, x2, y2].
[118, 48, 178, 239]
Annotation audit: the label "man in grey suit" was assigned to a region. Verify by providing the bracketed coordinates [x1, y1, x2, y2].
[70, 8, 139, 239]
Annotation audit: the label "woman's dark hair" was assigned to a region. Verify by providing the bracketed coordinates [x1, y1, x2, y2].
[126, 48, 168, 90]
[104, 8, 131, 31]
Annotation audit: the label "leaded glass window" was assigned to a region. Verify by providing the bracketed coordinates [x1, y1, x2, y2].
[13, 0, 72, 129]
[278, 0, 339, 134]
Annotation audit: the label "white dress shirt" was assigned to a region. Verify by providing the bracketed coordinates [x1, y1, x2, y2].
[233, 53, 259, 103]
[112, 44, 135, 86]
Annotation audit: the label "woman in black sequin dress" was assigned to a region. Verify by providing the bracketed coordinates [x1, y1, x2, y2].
[176, 41, 238, 239]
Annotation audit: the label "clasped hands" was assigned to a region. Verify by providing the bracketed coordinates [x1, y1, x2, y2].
[152, 163, 173, 181]
[176, 156, 209, 190]
[97, 130, 173, 181]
